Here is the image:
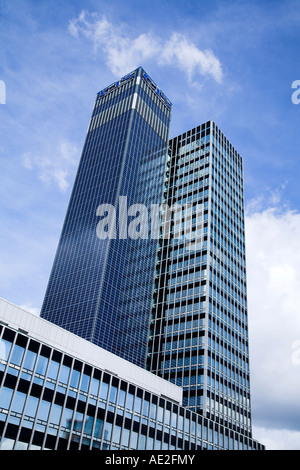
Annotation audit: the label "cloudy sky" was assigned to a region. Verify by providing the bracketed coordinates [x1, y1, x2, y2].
[1, 0, 300, 450]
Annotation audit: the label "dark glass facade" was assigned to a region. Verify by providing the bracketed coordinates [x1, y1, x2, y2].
[147, 122, 253, 438]
[40, 67, 172, 368]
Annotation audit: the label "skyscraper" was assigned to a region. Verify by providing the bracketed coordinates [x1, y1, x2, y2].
[40, 68, 258, 445]
[147, 121, 253, 438]
[0, 69, 264, 451]
[40, 67, 172, 367]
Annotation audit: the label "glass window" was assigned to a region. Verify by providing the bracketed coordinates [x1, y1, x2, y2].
[171, 411, 177, 428]
[0, 339, 12, 362]
[94, 418, 103, 438]
[90, 377, 100, 397]
[150, 402, 157, 420]
[118, 389, 126, 407]
[109, 386, 117, 404]
[121, 428, 130, 447]
[126, 393, 134, 411]
[138, 434, 146, 450]
[112, 425, 121, 444]
[37, 400, 51, 421]
[147, 437, 154, 450]
[103, 422, 112, 441]
[59, 364, 70, 385]
[178, 415, 183, 431]
[164, 408, 171, 426]
[80, 373, 90, 393]
[157, 405, 164, 423]
[49, 404, 62, 426]
[134, 396, 142, 414]
[73, 411, 84, 431]
[142, 399, 149, 417]
[84, 416, 94, 435]
[100, 381, 108, 400]
[130, 431, 138, 449]
[36, 355, 48, 376]
[24, 395, 39, 418]
[61, 407, 73, 429]
[70, 368, 80, 389]
[48, 360, 60, 380]
[0, 437, 15, 450]
[0, 386, 13, 410]
[23, 349, 37, 371]
[11, 391, 26, 414]
[10, 344, 25, 366]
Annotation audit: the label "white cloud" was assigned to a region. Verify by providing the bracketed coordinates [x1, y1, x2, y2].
[161, 33, 222, 83]
[245, 203, 300, 448]
[22, 140, 79, 192]
[68, 10, 222, 83]
[252, 426, 300, 450]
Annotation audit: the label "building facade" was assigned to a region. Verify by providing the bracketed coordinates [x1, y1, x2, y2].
[40, 67, 172, 368]
[0, 299, 264, 450]
[147, 121, 253, 439]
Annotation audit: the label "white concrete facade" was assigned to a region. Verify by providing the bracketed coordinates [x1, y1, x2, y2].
[0, 297, 182, 404]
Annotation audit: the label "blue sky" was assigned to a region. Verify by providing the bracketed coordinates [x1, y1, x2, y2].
[1, 0, 300, 449]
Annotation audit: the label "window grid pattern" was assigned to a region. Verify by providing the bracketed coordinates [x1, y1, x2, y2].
[0, 325, 264, 450]
[147, 121, 253, 437]
[40, 67, 171, 368]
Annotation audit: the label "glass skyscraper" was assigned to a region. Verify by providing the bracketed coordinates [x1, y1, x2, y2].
[147, 121, 253, 439]
[36, 68, 263, 449]
[40, 67, 172, 368]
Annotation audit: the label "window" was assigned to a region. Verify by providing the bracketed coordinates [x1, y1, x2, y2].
[80, 373, 90, 393]
[112, 425, 121, 444]
[24, 395, 39, 418]
[49, 404, 62, 426]
[23, 349, 37, 371]
[90, 377, 100, 397]
[36, 355, 48, 376]
[0, 386, 13, 410]
[109, 386, 117, 404]
[0, 339, 12, 362]
[103, 422, 112, 441]
[121, 428, 130, 447]
[94, 418, 103, 438]
[10, 344, 25, 366]
[70, 368, 80, 389]
[118, 389, 126, 407]
[61, 407, 73, 429]
[37, 400, 51, 421]
[134, 396, 142, 414]
[59, 364, 70, 385]
[74, 412, 84, 431]
[84, 416, 94, 435]
[100, 381, 108, 400]
[48, 360, 60, 380]
[11, 391, 26, 414]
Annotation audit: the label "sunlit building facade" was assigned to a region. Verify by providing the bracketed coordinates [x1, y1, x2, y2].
[0, 299, 263, 450]
[147, 121, 253, 438]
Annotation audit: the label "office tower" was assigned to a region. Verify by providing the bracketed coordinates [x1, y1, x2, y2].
[147, 121, 253, 438]
[0, 298, 264, 450]
[40, 67, 172, 367]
